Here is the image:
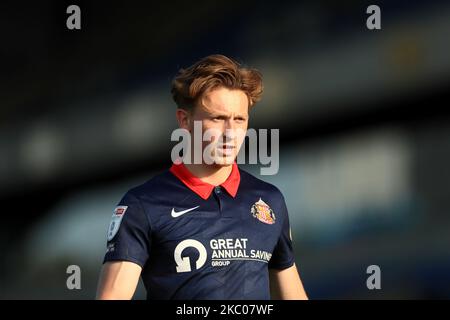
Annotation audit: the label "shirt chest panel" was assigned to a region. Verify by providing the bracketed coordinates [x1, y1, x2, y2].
[146, 194, 282, 275]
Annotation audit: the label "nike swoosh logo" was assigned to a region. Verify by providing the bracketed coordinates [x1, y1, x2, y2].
[171, 206, 200, 218]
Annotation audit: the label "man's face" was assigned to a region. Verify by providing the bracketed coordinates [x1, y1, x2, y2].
[185, 87, 249, 166]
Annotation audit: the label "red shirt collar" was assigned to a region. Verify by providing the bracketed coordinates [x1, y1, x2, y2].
[170, 162, 240, 200]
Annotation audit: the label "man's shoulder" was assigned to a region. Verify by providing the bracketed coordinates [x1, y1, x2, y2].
[239, 167, 284, 199]
[123, 168, 174, 200]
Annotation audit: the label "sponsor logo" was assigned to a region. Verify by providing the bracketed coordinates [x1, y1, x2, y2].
[174, 238, 272, 272]
[174, 239, 207, 273]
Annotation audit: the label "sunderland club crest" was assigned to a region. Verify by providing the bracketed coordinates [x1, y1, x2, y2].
[251, 198, 276, 224]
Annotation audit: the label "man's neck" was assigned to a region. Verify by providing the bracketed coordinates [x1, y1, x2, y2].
[183, 163, 233, 186]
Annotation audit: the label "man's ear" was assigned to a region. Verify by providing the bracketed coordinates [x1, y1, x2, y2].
[175, 108, 191, 131]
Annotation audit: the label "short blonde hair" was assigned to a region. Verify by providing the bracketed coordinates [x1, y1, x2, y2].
[171, 54, 263, 111]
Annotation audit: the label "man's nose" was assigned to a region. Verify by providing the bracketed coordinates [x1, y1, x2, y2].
[223, 127, 238, 142]
[224, 118, 236, 130]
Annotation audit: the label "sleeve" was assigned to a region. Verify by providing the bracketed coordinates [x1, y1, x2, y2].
[103, 191, 151, 268]
[268, 193, 295, 270]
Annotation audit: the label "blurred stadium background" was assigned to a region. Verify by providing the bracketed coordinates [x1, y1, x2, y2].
[1, 0, 450, 299]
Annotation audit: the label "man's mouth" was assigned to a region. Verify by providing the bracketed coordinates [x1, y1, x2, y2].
[221, 145, 235, 149]
[217, 144, 236, 156]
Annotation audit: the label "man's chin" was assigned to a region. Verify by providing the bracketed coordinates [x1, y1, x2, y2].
[208, 155, 236, 167]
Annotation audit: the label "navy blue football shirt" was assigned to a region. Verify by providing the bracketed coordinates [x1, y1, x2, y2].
[103, 162, 295, 300]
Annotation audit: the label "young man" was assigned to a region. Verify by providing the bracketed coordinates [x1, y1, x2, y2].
[96, 54, 308, 300]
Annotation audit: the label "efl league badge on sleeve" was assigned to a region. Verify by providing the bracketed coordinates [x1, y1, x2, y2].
[107, 205, 128, 241]
[251, 198, 276, 224]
